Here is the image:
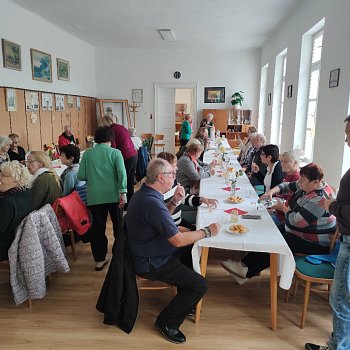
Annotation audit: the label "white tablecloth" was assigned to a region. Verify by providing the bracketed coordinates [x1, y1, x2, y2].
[192, 149, 295, 289]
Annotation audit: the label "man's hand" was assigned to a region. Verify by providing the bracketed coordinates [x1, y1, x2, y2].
[201, 197, 219, 208]
[324, 198, 336, 212]
[173, 184, 185, 203]
[208, 223, 220, 236]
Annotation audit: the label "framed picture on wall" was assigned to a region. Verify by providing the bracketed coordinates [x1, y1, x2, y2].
[329, 68, 340, 88]
[6, 88, 17, 111]
[57, 58, 70, 81]
[132, 89, 143, 103]
[204, 87, 225, 103]
[30, 48, 52, 83]
[2, 39, 21, 70]
[41, 93, 53, 111]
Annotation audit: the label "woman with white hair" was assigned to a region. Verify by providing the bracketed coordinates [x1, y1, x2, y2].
[0, 135, 12, 166]
[0, 161, 33, 261]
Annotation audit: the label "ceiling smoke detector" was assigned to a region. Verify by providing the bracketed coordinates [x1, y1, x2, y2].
[158, 29, 176, 42]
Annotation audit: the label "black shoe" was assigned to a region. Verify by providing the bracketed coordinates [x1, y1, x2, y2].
[155, 318, 186, 344]
[95, 259, 109, 271]
[305, 343, 329, 350]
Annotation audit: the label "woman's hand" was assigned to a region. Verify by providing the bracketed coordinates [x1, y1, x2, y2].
[118, 193, 127, 208]
[201, 197, 219, 208]
[272, 199, 288, 213]
[173, 184, 185, 203]
[210, 159, 217, 167]
[208, 223, 220, 236]
[323, 198, 336, 212]
[251, 162, 259, 173]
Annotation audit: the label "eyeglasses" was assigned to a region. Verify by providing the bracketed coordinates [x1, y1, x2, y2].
[162, 171, 176, 177]
[26, 159, 38, 164]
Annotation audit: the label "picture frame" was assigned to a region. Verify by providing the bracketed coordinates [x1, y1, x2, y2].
[41, 93, 53, 111]
[329, 68, 340, 88]
[25, 91, 39, 111]
[204, 87, 225, 103]
[6, 88, 17, 111]
[287, 85, 293, 98]
[30, 48, 52, 83]
[57, 58, 70, 81]
[267, 93, 272, 106]
[2, 39, 21, 70]
[132, 89, 143, 103]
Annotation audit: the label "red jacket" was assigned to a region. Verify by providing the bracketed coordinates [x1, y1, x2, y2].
[58, 133, 76, 148]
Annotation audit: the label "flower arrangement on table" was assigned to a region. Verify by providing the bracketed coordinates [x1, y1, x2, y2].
[230, 169, 244, 195]
[44, 143, 59, 161]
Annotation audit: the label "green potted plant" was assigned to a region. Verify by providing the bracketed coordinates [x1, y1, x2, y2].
[231, 91, 244, 109]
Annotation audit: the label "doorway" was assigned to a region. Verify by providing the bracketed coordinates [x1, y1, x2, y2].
[155, 83, 197, 154]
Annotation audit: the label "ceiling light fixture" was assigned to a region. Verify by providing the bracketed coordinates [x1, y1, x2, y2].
[158, 29, 176, 42]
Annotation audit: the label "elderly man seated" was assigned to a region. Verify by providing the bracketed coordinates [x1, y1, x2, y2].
[58, 125, 76, 148]
[126, 158, 219, 344]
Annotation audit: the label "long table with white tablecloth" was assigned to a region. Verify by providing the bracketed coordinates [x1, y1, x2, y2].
[192, 143, 295, 330]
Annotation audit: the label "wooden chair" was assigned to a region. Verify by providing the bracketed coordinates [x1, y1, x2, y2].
[286, 229, 340, 328]
[153, 134, 165, 155]
[141, 133, 153, 141]
[136, 276, 177, 296]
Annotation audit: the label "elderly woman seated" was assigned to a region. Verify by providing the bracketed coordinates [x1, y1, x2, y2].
[0, 135, 12, 166]
[250, 144, 284, 195]
[221, 163, 336, 285]
[194, 127, 210, 162]
[0, 161, 33, 261]
[26, 151, 62, 210]
[176, 142, 216, 194]
[59, 144, 85, 196]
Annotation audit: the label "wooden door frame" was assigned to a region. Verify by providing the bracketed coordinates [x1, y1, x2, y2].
[154, 83, 198, 135]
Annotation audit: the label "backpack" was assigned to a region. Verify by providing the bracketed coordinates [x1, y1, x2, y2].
[135, 146, 149, 182]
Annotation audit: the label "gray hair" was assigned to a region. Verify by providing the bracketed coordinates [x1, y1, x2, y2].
[64, 125, 72, 132]
[128, 127, 136, 137]
[0, 160, 31, 187]
[146, 159, 169, 184]
[254, 133, 266, 144]
[0, 135, 12, 149]
[206, 113, 214, 121]
[106, 107, 112, 113]
[282, 150, 300, 165]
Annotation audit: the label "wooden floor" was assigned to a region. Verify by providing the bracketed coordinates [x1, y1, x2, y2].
[0, 220, 332, 349]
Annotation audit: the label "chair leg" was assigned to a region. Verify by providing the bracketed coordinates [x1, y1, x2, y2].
[293, 278, 299, 298]
[70, 230, 77, 261]
[28, 298, 32, 308]
[301, 281, 311, 329]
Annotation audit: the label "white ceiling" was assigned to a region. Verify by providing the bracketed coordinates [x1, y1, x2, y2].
[12, 0, 302, 51]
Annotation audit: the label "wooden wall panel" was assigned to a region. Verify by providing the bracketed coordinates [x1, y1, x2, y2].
[0, 88, 11, 135]
[26, 109, 42, 151]
[0, 86, 96, 151]
[9, 90, 29, 150]
[39, 93, 53, 149]
[70, 96, 79, 144]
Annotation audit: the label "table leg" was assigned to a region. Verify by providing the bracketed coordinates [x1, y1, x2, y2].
[270, 253, 278, 331]
[195, 247, 209, 324]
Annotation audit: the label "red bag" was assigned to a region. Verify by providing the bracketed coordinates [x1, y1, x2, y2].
[52, 191, 91, 235]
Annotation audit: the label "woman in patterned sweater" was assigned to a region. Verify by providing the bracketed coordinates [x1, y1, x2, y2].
[221, 162, 336, 285]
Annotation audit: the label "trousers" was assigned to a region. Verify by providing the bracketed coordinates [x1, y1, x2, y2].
[140, 256, 207, 329]
[89, 203, 121, 262]
[124, 155, 138, 209]
[328, 235, 350, 350]
[243, 224, 329, 278]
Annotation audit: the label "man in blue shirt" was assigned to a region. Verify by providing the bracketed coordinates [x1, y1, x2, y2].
[127, 158, 219, 344]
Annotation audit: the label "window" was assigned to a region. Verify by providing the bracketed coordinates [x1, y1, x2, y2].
[258, 64, 269, 134]
[304, 30, 323, 160]
[270, 49, 287, 146]
[278, 55, 287, 147]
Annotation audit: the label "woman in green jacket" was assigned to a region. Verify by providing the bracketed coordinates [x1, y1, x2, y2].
[180, 114, 193, 147]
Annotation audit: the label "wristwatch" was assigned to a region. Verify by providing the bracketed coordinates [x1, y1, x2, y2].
[200, 226, 211, 238]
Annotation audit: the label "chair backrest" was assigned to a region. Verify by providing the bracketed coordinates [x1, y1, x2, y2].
[141, 133, 153, 141]
[329, 227, 340, 253]
[153, 134, 164, 142]
[142, 137, 154, 153]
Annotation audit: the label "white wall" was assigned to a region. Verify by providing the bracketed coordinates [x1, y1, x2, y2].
[0, 0, 96, 97]
[260, 0, 350, 186]
[95, 48, 260, 135]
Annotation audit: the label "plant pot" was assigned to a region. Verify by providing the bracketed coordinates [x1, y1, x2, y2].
[234, 104, 241, 110]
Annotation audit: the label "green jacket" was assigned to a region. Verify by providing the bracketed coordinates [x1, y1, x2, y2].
[31, 172, 62, 210]
[77, 143, 127, 206]
[180, 120, 192, 140]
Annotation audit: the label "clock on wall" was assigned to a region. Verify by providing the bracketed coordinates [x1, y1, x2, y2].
[174, 71, 181, 79]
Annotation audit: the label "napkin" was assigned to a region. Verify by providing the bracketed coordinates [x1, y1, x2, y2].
[221, 186, 240, 191]
[224, 208, 248, 215]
